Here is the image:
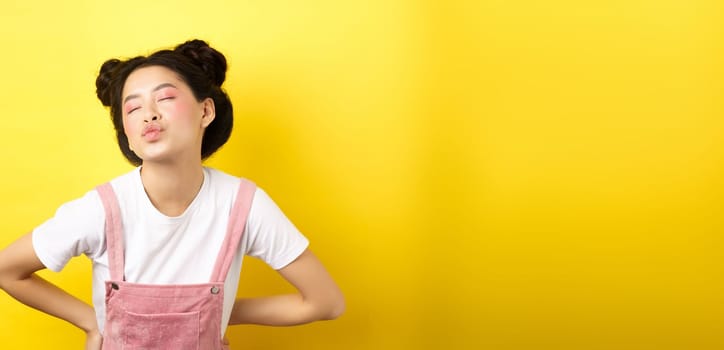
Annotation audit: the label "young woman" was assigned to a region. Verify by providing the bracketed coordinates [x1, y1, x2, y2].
[0, 39, 344, 350]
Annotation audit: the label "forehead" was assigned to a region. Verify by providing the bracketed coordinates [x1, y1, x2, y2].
[122, 65, 188, 97]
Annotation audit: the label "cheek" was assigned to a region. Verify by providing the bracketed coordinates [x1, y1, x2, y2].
[163, 100, 195, 121]
[168, 104, 206, 143]
[122, 118, 139, 138]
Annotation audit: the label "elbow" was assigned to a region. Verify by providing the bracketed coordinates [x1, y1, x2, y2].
[0, 257, 31, 291]
[0, 273, 15, 292]
[0, 261, 9, 291]
[0, 268, 17, 291]
[307, 291, 345, 321]
[328, 300, 345, 320]
[322, 292, 346, 320]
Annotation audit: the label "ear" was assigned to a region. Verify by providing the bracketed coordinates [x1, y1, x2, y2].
[200, 98, 216, 128]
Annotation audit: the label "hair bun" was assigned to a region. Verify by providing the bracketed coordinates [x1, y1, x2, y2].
[96, 58, 123, 107]
[174, 39, 227, 86]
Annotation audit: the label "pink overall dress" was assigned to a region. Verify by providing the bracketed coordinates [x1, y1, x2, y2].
[96, 179, 256, 350]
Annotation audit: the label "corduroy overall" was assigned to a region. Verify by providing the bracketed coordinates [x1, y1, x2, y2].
[96, 179, 255, 350]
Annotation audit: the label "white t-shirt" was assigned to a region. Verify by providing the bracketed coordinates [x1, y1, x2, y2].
[32, 167, 309, 335]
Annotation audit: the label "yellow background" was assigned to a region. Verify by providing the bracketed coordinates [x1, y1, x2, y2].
[1, 0, 722, 349]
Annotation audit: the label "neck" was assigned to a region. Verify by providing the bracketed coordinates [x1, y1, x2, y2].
[139, 160, 205, 217]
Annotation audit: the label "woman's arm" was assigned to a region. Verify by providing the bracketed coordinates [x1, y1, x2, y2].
[0, 232, 99, 334]
[229, 249, 345, 326]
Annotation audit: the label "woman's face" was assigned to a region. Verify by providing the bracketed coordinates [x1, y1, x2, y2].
[121, 65, 215, 164]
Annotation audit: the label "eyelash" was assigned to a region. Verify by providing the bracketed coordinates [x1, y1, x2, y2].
[126, 97, 174, 114]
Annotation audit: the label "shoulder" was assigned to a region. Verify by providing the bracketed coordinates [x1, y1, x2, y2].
[53, 168, 145, 231]
[82, 167, 145, 217]
[201, 167, 282, 223]
[249, 187, 277, 213]
[204, 167, 243, 188]
[107, 166, 142, 196]
[203, 167, 261, 197]
[32, 185, 108, 269]
[53, 187, 104, 217]
[45, 168, 140, 219]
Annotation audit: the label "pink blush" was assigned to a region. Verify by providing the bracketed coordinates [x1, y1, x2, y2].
[171, 101, 192, 116]
[124, 104, 139, 115]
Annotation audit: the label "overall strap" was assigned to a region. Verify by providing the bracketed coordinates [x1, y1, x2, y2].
[96, 183, 125, 281]
[210, 179, 256, 283]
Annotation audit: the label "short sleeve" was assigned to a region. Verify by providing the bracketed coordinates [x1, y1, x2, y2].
[244, 188, 309, 270]
[32, 190, 105, 272]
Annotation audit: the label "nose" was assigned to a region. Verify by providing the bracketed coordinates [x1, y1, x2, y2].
[143, 103, 162, 123]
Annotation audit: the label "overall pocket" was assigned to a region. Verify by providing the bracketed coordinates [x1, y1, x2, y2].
[123, 310, 200, 350]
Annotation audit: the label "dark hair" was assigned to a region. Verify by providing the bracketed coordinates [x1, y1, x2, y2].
[95, 39, 233, 165]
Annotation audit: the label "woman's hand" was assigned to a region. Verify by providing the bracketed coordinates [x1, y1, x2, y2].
[0, 233, 102, 346]
[85, 329, 103, 350]
[229, 249, 344, 326]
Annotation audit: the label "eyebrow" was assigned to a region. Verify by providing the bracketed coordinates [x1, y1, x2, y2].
[123, 83, 178, 104]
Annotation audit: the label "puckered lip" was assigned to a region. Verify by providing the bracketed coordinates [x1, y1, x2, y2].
[142, 123, 162, 136]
